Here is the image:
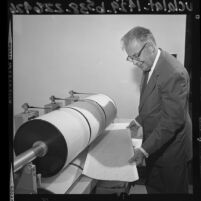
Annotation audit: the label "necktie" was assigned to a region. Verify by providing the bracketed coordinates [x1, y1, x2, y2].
[141, 70, 150, 96]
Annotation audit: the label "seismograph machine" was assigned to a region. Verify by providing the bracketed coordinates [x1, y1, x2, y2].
[12, 92, 125, 194]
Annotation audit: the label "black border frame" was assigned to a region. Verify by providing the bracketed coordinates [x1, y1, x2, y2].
[7, 0, 200, 201]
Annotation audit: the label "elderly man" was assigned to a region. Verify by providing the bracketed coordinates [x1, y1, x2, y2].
[121, 26, 192, 193]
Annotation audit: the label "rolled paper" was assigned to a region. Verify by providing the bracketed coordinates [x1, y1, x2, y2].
[14, 94, 117, 177]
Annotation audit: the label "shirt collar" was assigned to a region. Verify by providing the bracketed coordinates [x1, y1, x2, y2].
[150, 49, 161, 73]
[147, 49, 161, 83]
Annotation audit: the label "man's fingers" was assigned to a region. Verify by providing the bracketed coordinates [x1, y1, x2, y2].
[126, 124, 133, 129]
[128, 156, 136, 164]
[127, 121, 135, 128]
[127, 124, 137, 130]
[136, 160, 143, 166]
[129, 156, 143, 166]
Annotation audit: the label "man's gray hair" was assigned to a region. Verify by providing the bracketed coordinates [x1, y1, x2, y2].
[121, 26, 156, 50]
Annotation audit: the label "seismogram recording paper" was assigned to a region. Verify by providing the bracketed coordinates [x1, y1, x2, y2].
[83, 129, 139, 182]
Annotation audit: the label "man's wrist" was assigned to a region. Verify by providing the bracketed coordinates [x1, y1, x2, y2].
[134, 120, 141, 128]
[130, 120, 141, 130]
[138, 147, 149, 158]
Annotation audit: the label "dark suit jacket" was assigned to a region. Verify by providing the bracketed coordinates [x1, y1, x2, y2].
[135, 50, 192, 167]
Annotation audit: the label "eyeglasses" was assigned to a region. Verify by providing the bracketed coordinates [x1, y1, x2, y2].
[127, 43, 147, 63]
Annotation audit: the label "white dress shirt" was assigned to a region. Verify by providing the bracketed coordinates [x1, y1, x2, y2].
[147, 48, 161, 83]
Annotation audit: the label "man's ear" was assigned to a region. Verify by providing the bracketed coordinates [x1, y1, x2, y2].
[147, 41, 156, 54]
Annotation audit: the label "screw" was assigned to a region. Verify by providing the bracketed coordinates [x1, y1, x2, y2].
[195, 14, 200, 20]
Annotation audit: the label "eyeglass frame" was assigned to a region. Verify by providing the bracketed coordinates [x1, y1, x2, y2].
[127, 42, 148, 63]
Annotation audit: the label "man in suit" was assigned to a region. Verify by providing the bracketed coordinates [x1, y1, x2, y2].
[121, 26, 192, 193]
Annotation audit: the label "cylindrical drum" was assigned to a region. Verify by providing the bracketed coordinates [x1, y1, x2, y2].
[84, 94, 117, 128]
[14, 94, 117, 177]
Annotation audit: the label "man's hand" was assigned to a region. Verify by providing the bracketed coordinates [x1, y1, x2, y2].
[127, 120, 140, 130]
[127, 120, 143, 139]
[128, 148, 145, 166]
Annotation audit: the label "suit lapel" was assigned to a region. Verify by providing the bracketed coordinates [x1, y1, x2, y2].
[139, 71, 158, 112]
[138, 50, 164, 112]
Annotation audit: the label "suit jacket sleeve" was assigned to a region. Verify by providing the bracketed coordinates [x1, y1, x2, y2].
[135, 114, 143, 126]
[141, 71, 189, 155]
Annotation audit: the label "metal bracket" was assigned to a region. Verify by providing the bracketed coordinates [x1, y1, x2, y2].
[14, 163, 38, 194]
